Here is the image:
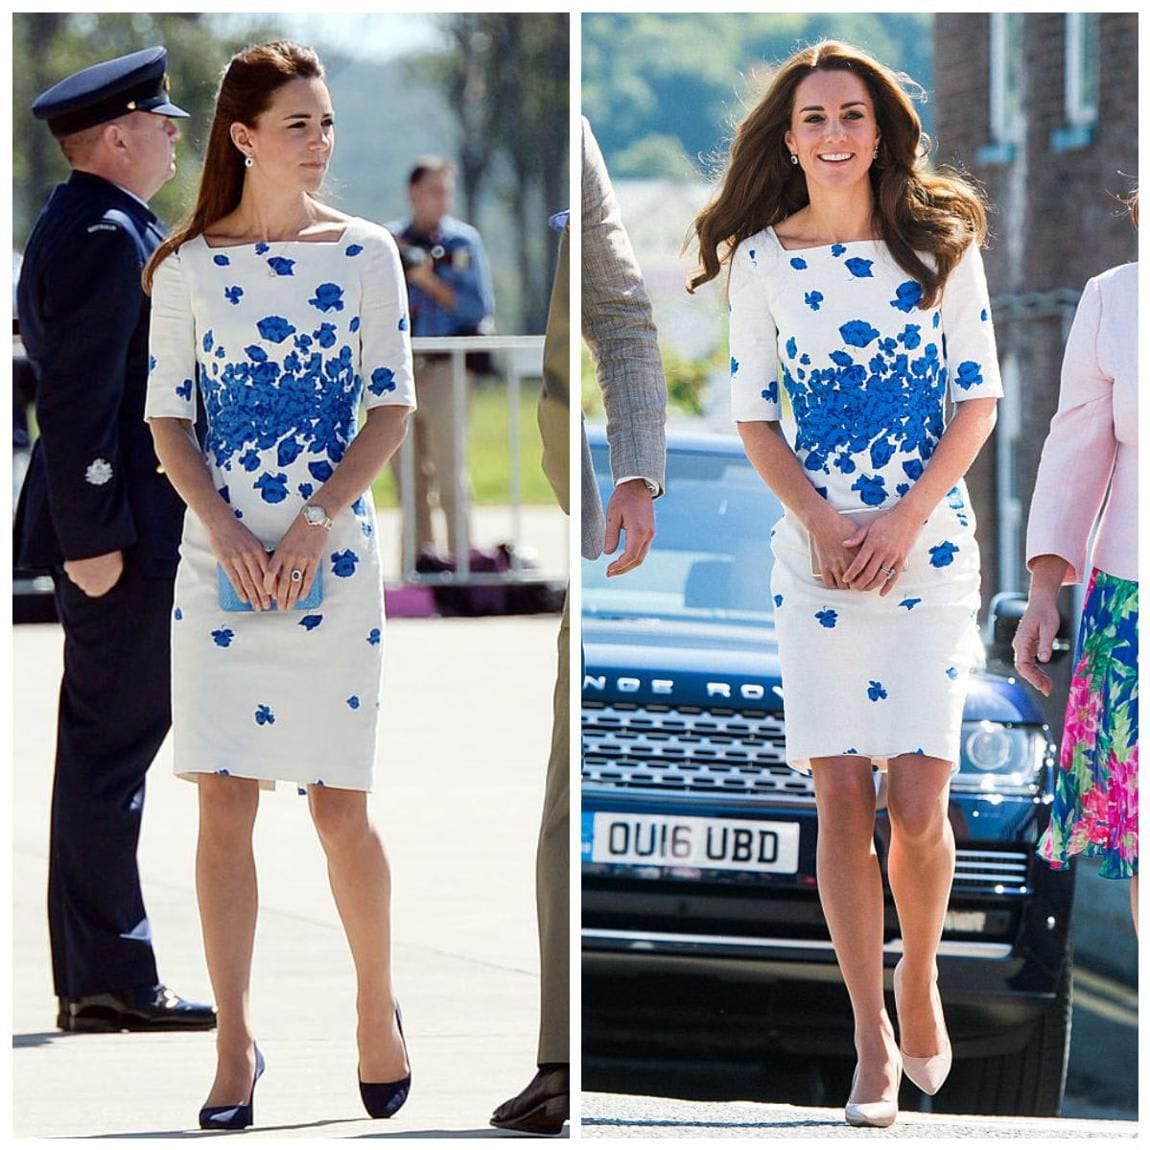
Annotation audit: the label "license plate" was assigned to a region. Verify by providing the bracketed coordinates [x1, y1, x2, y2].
[587, 811, 799, 874]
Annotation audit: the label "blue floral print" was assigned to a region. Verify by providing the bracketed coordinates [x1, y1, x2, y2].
[816, 609, 838, 628]
[345, 243, 363, 257]
[839, 319, 880, 348]
[731, 355, 740, 376]
[890, 281, 924, 312]
[347, 696, 360, 710]
[254, 704, 276, 725]
[830, 243, 846, 257]
[176, 379, 193, 400]
[804, 291, 823, 311]
[845, 257, 873, 278]
[299, 614, 323, 631]
[867, 681, 888, 701]
[257, 315, 295, 343]
[213, 254, 230, 267]
[929, 541, 959, 567]
[267, 257, 295, 276]
[369, 366, 397, 395]
[225, 286, 243, 305]
[790, 257, 807, 270]
[331, 549, 359, 577]
[955, 361, 984, 390]
[211, 628, 235, 648]
[309, 283, 345, 312]
[254, 471, 289, 503]
[899, 598, 922, 610]
[367, 628, 381, 645]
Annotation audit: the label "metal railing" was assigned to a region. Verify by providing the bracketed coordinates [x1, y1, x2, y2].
[403, 334, 549, 585]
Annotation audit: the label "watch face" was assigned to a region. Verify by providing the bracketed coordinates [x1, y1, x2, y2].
[304, 506, 325, 525]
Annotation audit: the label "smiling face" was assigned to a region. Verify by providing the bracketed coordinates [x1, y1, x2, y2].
[785, 69, 880, 197]
[232, 75, 334, 192]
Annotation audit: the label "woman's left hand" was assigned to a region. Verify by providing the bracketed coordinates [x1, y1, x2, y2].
[841, 506, 923, 595]
[265, 514, 330, 608]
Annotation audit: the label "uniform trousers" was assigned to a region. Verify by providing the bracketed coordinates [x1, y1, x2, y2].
[389, 354, 472, 564]
[48, 555, 173, 998]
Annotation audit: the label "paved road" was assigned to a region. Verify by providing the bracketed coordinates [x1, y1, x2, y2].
[11, 615, 567, 1138]
[580, 1092, 1138, 1138]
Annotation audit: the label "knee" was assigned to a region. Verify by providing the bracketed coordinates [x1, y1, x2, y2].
[887, 795, 949, 850]
[197, 775, 259, 835]
[813, 764, 878, 841]
[309, 789, 371, 849]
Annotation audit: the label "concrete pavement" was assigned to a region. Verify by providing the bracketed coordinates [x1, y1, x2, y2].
[581, 1093, 1138, 1139]
[11, 614, 568, 1137]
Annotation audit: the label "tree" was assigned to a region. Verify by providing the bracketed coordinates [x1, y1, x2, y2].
[425, 13, 570, 333]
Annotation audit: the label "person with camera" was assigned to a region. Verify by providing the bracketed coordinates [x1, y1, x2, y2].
[387, 158, 495, 567]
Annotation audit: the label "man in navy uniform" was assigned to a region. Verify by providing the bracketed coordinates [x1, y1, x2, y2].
[387, 158, 495, 565]
[15, 47, 216, 1033]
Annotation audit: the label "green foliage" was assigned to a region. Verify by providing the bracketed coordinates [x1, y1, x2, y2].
[583, 13, 934, 180]
[373, 379, 554, 507]
[581, 342, 721, 420]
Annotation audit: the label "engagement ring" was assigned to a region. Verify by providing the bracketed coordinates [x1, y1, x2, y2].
[882, 566, 896, 579]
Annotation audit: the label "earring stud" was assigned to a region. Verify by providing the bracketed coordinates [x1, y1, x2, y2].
[244, 155, 253, 169]
[790, 153, 798, 166]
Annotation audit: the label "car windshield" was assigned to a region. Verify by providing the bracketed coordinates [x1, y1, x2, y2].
[583, 437, 782, 625]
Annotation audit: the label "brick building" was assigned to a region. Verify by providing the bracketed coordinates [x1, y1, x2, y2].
[934, 12, 1138, 605]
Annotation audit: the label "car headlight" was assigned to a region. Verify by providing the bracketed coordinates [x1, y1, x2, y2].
[952, 721, 1050, 795]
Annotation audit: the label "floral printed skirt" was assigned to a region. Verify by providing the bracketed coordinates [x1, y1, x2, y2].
[1038, 568, 1138, 879]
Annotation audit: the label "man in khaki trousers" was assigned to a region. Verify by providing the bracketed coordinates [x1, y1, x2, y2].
[491, 119, 666, 1135]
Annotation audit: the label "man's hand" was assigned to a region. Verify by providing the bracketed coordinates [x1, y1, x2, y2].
[64, 550, 124, 598]
[603, 478, 655, 577]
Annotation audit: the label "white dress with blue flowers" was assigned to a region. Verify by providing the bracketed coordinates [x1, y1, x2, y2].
[730, 227, 1003, 772]
[145, 218, 415, 791]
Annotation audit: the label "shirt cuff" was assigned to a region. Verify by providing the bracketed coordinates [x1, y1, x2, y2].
[616, 474, 660, 496]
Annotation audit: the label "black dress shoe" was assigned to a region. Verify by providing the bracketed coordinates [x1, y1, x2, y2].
[490, 1065, 569, 1135]
[57, 984, 217, 1033]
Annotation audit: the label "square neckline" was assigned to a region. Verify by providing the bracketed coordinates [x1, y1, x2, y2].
[765, 224, 882, 254]
[200, 218, 360, 252]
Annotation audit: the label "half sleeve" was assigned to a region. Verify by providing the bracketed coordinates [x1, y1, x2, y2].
[359, 227, 416, 411]
[145, 249, 198, 423]
[1024, 276, 1116, 584]
[939, 241, 1004, 402]
[728, 238, 782, 422]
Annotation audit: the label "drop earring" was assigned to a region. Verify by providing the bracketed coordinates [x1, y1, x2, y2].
[790, 153, 798, 165]
[244, 155, 254, 169]
[873, 147, 879, 160]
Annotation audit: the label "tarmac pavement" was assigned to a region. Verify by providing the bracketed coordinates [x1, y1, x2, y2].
[11, 613, 568, 1138]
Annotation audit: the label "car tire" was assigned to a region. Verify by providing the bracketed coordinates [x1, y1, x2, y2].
[928, 954, 1073, 1117]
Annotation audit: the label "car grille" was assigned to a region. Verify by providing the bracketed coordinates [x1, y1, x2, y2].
[952, 848, 1031, 895]
[581, 700, 814, 800]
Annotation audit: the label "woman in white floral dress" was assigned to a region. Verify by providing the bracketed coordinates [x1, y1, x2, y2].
[691, 42, 1001, 1127]
[144, 42, 413, 1129]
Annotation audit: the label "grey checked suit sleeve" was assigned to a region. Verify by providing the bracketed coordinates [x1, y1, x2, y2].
[581, 118, 667, 559]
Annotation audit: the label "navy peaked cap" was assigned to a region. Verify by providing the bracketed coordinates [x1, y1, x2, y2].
[32, 46, 190, 137]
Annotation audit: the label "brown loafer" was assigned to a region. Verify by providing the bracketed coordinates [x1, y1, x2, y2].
[491, 1066, 569, 1135]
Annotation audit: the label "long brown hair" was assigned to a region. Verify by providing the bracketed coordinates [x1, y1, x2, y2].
[144, 40, 324, 291]
[689, 40, 987, 307]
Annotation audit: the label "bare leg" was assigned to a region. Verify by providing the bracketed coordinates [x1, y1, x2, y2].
[885, 753, 955, 1058]
[196, 774, 261, 1107]
[308, 786, 407, 1082]
[810, 757, 900, 1103]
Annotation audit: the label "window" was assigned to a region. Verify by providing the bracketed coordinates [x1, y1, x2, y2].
[980, 13, 1024, 164]
[1053, 12, 1099, 150]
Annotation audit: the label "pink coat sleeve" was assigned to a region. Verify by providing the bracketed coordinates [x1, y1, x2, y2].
[1024, 277, 1116, 584]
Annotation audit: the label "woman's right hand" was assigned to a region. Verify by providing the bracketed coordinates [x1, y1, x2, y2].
[208, 514, 273, 611]
[1012, 591, 1061, 696]
[807, 507, 865, 590]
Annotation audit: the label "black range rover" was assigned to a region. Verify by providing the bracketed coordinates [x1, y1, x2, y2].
[582, 428, 1075, 1117]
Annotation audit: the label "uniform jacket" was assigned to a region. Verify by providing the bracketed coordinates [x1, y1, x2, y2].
[581, 118, 667, 560]
[15, 170, 185, 576]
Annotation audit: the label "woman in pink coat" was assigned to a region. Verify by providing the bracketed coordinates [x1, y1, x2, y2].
[1013, 191, 1138, 929]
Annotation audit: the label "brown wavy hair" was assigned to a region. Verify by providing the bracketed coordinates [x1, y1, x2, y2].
[689, 40, 987, 307]
[144, 41, 324, 291]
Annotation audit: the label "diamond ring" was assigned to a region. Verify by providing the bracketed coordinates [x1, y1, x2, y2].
[882, 566, 896, 579]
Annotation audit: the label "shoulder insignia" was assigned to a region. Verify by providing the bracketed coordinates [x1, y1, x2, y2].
[87, 222, 121, 234]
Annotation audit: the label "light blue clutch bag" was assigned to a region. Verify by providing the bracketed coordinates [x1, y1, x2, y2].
[217, 564, 323, 612]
